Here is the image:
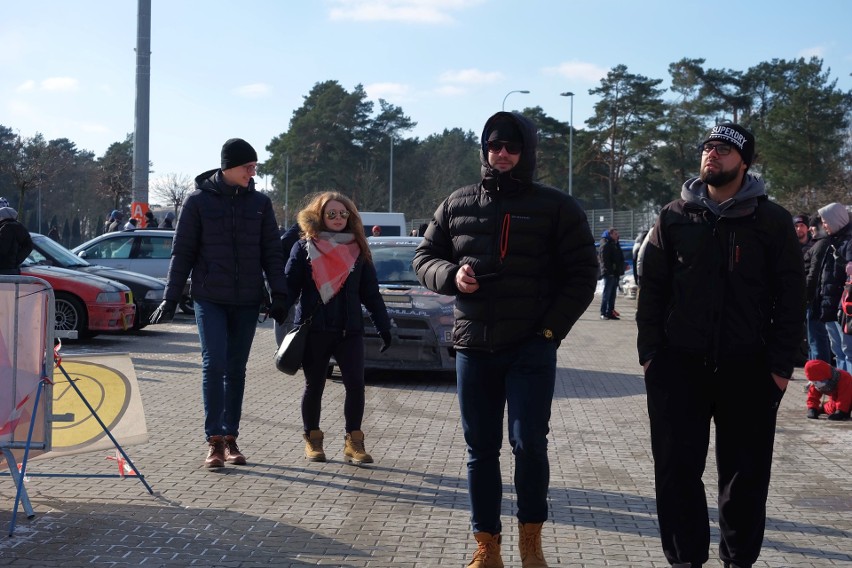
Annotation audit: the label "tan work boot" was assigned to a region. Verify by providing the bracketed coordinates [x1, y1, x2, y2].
[223, 435, 246, 465]
[343, 430, 373, 464]
[468, 532, 503, 567]
[205, 435, 225, 468]
[518, 522, 548, 567]
[304, 430, 326, 462]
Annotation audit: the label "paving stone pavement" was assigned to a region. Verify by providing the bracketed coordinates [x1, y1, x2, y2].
[2, 295, 851, 567]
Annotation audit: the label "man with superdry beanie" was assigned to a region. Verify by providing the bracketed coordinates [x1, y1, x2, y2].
[413, 112, 598, 567]
[804, 359, 852, 420]
[150, 138, 289, 468]
[637, 122, 805, 568]
[814, 202, 852, 372]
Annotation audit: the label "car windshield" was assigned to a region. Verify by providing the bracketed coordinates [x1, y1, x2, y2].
[28, 234, 90, 267]
[370, 244, 419, 285]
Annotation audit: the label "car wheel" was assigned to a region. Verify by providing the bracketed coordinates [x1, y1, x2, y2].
[179, 295, 194, 315]
[133, 302, 148, 330]
[54, 292, 90, 339]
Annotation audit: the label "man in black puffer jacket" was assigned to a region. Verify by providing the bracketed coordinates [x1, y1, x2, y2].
[150, 138, 288, 469]
[637, 123, 805, 568]
[413, 111, 598, 567]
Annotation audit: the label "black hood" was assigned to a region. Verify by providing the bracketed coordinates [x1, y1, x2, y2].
[479, 111, 538, 193]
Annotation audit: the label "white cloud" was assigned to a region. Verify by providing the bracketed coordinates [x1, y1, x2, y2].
[41, 77, 79, 91]
[327, 0, 484, 24]
[16, 80, 36, 93]
[439, 68, 504, 86]
[433, 85, 466, 97]
[798, 45, 825, 59]
[365, 82, 413, 99]
[543, 61, 608, 83]
[234, 83, 272, 98]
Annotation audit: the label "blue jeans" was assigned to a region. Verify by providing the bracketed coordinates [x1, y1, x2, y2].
[194, 299, 260, 439]
[456, 336, 557, 534]
[601, 275, 619, 316]
[806, 306, 831, 363]
[826, 320, 852, 372]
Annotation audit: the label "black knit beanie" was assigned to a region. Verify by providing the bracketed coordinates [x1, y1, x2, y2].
[221, 138, 258, 170]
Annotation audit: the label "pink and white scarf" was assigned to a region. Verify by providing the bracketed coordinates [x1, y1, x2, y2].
[308, 232, 361, 303]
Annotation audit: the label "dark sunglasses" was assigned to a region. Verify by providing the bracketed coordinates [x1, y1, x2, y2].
[486, 140, 523, 155]
[701, 142, 733, 156]
[324, 209, 350, 220]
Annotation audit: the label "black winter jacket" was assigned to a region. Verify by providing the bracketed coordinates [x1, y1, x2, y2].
[163, 169, 287, 306]
[412, 111, 598, 351]
[599, 236, 625, 277]
[284, 239, 391, 334]
[0, 215, 33, 273]
[636, 177, 805, 379]
[815, 224, 852, 322]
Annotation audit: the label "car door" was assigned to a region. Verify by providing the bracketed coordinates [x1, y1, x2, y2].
[125, 235, 173, 279]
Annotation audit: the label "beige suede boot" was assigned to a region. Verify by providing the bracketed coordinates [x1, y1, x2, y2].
[303, 430, 326, 462]
[467, 532, 503, 567]
[518, 522, 548, 567]
[343, 430, 373, 464]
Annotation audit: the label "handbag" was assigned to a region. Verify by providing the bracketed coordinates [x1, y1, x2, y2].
[274, 302, 320, 375]
[274, 323, 309, 375]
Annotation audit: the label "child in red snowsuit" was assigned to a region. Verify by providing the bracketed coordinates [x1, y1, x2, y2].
[804, 359, 852, 421]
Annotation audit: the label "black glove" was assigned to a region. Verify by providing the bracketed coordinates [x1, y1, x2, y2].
[380, 330, 392, 353]
[268, 294, 288, 325]
[149, 299, 177, 325]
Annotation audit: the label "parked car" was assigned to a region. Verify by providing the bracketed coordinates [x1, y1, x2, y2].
[27, 233, 165, 329]
[333, 236, 455, 373]
[72, 229, 193, 314]
[19, 262, 136, 339]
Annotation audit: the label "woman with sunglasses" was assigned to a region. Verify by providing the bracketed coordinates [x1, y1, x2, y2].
[282, 191, 392, 465]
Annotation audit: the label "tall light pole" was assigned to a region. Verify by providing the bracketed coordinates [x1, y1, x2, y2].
[388, 134, 394, 212]
[502, 90, 530, 111]
[560, 91, 574, 196]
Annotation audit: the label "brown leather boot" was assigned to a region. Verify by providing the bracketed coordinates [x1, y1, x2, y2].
[304, 430, 326, 462]
[223, 435, 246, 465]
[468, 532, 503, 568]
[205, 435, 225, 468]
[343, 430, 373, 464]
[518, 522, 548, 567]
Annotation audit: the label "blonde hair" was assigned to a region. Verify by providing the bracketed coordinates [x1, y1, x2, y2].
[296, 191, 372, 262]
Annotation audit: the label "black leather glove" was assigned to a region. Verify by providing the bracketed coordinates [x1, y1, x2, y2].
[268, 294, 288, 325]
[380, 330, 392, 353]
[149, 299, 177, 325]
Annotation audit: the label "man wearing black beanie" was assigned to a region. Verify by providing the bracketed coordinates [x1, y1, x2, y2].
[638, 123, 804, 568]
[414, 112, 599, 567]
[150, 137, 289, 469]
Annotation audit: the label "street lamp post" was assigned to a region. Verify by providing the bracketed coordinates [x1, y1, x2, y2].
[502, 90, 530, 111]
[560, 91, 574, 196]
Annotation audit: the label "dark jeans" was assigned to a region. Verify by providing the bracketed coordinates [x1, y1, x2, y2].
[301, 330, 366, 433]
[194, 299, 260, 439]
[456, 336, 557, 534]
[644, 348, 784, 567]
[601, 274, 619, 316]
[806, 306, 831, 363]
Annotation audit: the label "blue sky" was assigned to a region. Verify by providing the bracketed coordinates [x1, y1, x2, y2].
[2, 0, 851, 199]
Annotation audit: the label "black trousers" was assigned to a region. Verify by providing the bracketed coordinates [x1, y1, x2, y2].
[644, 348, 785, 567]
[301, 330, 366, 434]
